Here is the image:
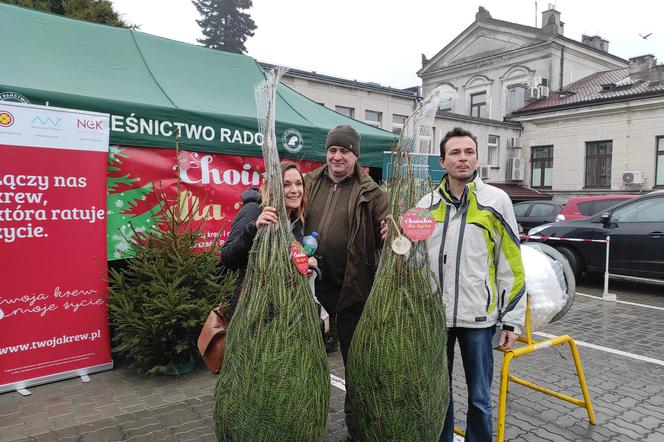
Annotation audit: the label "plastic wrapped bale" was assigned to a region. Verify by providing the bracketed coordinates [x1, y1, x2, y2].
[213, 68, 330, 442]
[522, 242, 576, 330]
[347, 88, 449, 441]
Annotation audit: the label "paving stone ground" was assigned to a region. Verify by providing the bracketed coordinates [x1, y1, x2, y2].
[2, 275, 663, 441]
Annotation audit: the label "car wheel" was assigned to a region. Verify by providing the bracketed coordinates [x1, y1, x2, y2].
[555, 246, 583, 278]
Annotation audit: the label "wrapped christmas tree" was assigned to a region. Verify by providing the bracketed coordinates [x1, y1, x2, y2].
[213, 67, 330, 441]
[347, 88, 449, 441]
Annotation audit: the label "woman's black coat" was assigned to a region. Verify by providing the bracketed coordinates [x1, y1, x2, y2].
[220, 188, 303, 317]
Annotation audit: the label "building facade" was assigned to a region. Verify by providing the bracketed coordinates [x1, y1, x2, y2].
[260, 63, 418, 136]
[417, 7, 627, 188]
[510, 55, 664, 201]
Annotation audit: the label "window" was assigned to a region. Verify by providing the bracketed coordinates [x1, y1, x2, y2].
[437, 84, 455, 112]
[335, 105, 354, 118]
[488, 135, 499, 167]
[439, 96, 453, 112]
[365, 110, 382, 128]
[530, 203, 555, 217]
[392, 114, 407, 135]
[430, 127, 437, 153]
[418, 126, 436, 153]
[657, 136, 664, 187]
[470, 92, 487, 118]
[577, 201, 593, 216]
[513, 203, 531, 217]
[591, 199, 628, 215]
[531, 145, 553, 188]
[506, 85, 527, 113]
[585, 141, 612, 188]
[611, 197, 664, 223]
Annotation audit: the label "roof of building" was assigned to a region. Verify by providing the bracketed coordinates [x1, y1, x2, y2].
[0, 3, 397, 166]
[258, 62, 419, 99]
[419, 8, 627, 76]
[436, 110, 522, 129]
[484, 17, 627, 64]
[512, 67, 664, 115]
[490, 183, 553, 202]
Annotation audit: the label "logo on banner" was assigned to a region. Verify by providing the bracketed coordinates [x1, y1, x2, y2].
[31, 115, 62, 129]
[76, 118, 104, 130]
[0, 91, 30, 103]
[0, 110, 15, 127]
[282, 128, 304, 153]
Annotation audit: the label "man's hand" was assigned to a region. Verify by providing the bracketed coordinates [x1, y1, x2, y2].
[380, 219, 388, 241]
[497, 330, 519, 350]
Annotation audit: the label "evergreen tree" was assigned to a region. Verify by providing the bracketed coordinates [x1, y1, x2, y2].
[192, 0, 256, 54]
[108, 188, 236, 375]
[3, 0, 132, 27]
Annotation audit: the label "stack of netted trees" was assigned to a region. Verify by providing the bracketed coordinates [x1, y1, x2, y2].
[347, 88, 450, 441]
[213, 68, 330, 441]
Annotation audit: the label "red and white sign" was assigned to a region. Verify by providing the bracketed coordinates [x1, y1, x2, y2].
[0, 103, 112, 393]
[106, 146, 321, 260]
[400, 207, 436, 241]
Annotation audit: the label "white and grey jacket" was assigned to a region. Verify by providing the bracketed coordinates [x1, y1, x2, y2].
[417, 174, 526, 334]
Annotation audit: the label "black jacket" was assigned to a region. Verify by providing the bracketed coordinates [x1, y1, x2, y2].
[220, 188, 304, 318]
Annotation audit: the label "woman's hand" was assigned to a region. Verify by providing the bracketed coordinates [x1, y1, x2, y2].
[256, 207, 278, 228]
[307, 256, 318, 277]
[380, 219, 388, 241]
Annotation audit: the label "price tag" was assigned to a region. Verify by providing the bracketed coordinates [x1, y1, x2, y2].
[400, 207, 435, 241]
[291, 240, 309, 275]
[391, 236, 412, 255]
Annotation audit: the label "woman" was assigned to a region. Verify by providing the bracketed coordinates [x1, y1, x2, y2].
[220, 161, 314, 318]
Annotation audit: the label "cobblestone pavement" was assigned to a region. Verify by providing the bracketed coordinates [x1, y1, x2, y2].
[2, 277, 663, 441]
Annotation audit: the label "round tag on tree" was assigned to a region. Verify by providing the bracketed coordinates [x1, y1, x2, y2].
[291, 240, 309, 275]
[400, 207, 435, 241]
[391, 236, 412, 255]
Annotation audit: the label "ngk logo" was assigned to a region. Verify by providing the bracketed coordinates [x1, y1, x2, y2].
[76, 118, 103, 130]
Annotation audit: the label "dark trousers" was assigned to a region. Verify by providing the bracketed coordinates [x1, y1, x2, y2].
[337, 309, 363, 441]
[440, 327, 496, 442]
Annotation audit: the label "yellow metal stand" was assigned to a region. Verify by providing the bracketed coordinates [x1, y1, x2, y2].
[454, 297, 596, 441]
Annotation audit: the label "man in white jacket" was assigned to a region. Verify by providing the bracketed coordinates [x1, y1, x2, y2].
[420, 127, 526, 442]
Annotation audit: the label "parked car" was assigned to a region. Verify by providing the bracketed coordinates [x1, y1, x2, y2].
[556, 194, 636, 221]
[513, 200, 564, 231]
[527, 191, 664, 279]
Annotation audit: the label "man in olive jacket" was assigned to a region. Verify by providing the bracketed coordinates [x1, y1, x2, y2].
[304, 124, 388, 441]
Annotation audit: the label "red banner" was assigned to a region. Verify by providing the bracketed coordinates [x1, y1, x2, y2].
[0, 103, 112, 393]
[106, 146, 322, 259]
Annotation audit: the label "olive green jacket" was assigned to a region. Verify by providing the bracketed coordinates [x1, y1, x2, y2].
[305, 163, 388, 314]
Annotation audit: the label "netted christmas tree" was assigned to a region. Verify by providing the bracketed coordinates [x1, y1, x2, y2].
[347, 87, 449, 441]
[213, 67, 330, 441]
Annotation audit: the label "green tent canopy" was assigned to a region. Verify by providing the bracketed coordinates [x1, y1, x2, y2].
[0, 4, 396, 166]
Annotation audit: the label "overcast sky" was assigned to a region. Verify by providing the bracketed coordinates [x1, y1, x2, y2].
[111, 0, 662, 89]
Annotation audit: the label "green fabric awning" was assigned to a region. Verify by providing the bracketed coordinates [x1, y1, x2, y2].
[0, 4, 397, 166]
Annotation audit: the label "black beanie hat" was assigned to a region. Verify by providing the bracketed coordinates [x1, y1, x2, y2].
[326, 124, 360, 157]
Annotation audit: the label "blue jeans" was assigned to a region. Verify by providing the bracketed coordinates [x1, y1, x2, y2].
[440, 327, 496, 442]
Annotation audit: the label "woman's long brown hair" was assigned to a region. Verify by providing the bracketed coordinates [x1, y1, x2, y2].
[259, 161, 307, 226]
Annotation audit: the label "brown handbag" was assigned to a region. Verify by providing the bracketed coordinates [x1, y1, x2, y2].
[197, 306, 228, 375]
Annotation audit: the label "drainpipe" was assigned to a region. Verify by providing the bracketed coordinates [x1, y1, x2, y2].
[559, 46, 565, 90]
